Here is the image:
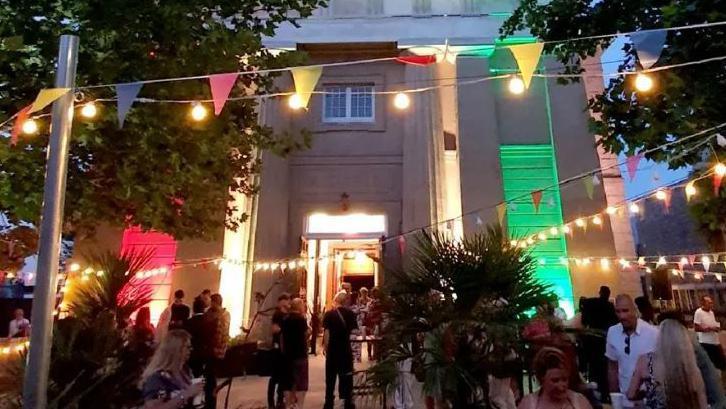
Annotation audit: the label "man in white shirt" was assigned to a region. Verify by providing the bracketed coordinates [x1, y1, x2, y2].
[605, 294, 658, 408]
[694, 295, 725, 370]
[8, 308, 30, 338]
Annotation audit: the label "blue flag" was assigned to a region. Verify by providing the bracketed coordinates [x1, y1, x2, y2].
[116, 82, 143, 128]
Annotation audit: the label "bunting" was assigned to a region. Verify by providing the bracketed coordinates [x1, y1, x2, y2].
[630, 31, 667, 69]
[662, 189, 672, 213]
[398, 235, 406, 255]
[702, 256, 711, 273]
[592, 174, 601, 186]
[116, 82, 143, 128]
[717, 133, 726, 147]
[531, 190, 543, 213]
[508, 42, 544, 89]
[29, 88, 71, 113]
[583, 176, 594, 199]
[395, 55, 437, 66]
[496, 203, 507, 226]
[290, 66, 322, 109]
[10, 105, 32, 146]
[475, 215, 483, 226]
[626, 153, 644, 181]
[208, 73, 238, 115]
[714, 169, 724, 195]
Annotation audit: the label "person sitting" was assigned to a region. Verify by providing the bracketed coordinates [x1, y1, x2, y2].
[8, 308, 30, 338]
[518, 347, 592, 409]
[626, 318, 708, 409]
[139, 329, 203, 409]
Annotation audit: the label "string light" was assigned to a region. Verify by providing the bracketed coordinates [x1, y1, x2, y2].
[561, 225, 571, 234]
[510, 240, 518, 247]
[634, 73, 654, 92]
[600, 258, 610, 270]
[508, 76, 525, 95]
[592, 215, 603, 225]
[288, 94, 304, 110]
[645, 267, 652, 274]
[619, 258, 631, 268]
[582, 258, 591, 266]
[716, 163, 726, 176]
[526, 237, 535, 245]
[685, 181, 697, 198]
[537, 232, 547, 241]
[671, 269, 681, 276]
[69, 263, 80, 272]
[21, 119, 38, 135]
[606, 206, 617, 215]
[549, 227, 559, 236]
[638, 257, 646, 266]
[190, 103, 208, 121]
[629, 203, 640, 214]
[539, 258, 546, 265]
[393, 92, 410, 110]
[656, 256, 667, 267]
[80, 102, 97, 118]
[575, 218, 586, 228]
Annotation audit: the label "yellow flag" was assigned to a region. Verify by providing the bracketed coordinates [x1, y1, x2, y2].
[496, 203, 507, 226]
[290, 67, 322, 109]
[29, 88, 71, 113]
[509, 43, 544, 89]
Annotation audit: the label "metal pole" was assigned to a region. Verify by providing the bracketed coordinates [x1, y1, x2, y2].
[22, 35, 78, 409]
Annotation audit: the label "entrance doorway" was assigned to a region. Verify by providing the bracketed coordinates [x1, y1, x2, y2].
[302, 213, 386, 313]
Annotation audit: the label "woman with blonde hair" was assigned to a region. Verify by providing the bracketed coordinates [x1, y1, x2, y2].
[518, 347, 592, 409]
[627, 319, 708, 409]
[140, 329, 203, 408]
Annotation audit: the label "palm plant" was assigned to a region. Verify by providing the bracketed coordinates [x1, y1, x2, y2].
[369, 225, 552, 408]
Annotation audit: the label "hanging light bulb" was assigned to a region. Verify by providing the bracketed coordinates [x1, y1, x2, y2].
[262, 263, 270, 270]
[288, 261, 297, 270]
[298, 260, 307, 268]
[582, 258, 591, 266]
[22, 119, 38, 135]
[526, 237, 535, 245]
[655, 189, 667, 200]
[634, 73, 654, 92]
[510, 240, 518, 247]
[592, 215, 603, 225]
[69, 263, 80, 272]
[600, 258, 610, 270]
[638, 256, 646, 266]
[539, 258, 546, 265]
[629, 203, 640, 214]
[393, 92, 410, 110]
[537, 232, 547, 241]
[559, 257, 568, 265]
[190, 103, 208, 121]
[561, 225, 571, 234]
[680, 257, 689, 266]
[288, 93, 304, 110]
[80, 102, 97, 118]
[575, 218, 586, 228]
[549, 227, 559, 236]
[606, 206, 617, 215]
[270, 262, 280, 270]
[508, 76, 525, 95]
[518, 241, 528, 249]
[715, 163, 726, 176]
[656, 256, 667, 267]
[619, 258, 631, 269]
[685, 181, 697, 199]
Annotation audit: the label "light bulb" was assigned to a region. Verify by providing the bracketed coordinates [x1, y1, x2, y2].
[715, 163, 726, 176]
[510, 240, 518, 247]
[685, 182, 697, 198]
[81, 102, 97, 118]
[539, 258, 546, 265]
[606, 206, 617, 215]
[393, 92, 410, 110]
[526, 237, 535, 245]
[270, 262, 279, 270]
[561, 225, 571, 234]
[619, 258, 630, 268]
[549, 227, 558, 236]
[582, 258, 591, 266]
[262, 263, 270, 270]
[288, 93, 304, 110]
[634, 73, 654, 92]
[288, 261, 296, 270]
[629, 203, 640, 214]
[655, 189, 667, 200]
[69, 263, 80, 272]
[592, 215, 603, 225]
[537, 232, 547, 241]
[508, 77, 525, 95]
[680, 257, 688, 266]
[600, 258, 610, 270]
[297, 260, 307, 268]
[575, 218, 585, 227]
[190, 103, 208, 121]
[21, 119, 38, 135]
[656, 256, 667, 267]
[638, 256, 646, 266]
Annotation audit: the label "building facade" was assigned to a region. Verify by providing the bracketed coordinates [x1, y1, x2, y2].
[75, 0, 641, 335]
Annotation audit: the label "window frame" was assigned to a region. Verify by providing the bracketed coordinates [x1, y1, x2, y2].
[322, 84, 376, 123]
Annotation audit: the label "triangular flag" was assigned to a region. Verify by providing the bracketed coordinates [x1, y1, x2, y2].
[475, 215, 483, 226]
[290, 66, 322, 109]
[29, 88, 71, 113]
[208, 73, 238, 115]
[531, 190, 543, 213]
[496, 203, 507, 225]
[116, 82, 143, 128]
[583, 176, 594, 199]
[717, 133, 726, 147]
[592, 174, 601, 186]
[395, 55, 437, 66]
[714, 171, 724, 196]
[508, 203, 518, 212]
[547, 196, 555, 207]
[702, 256, 711, 272]
[508, 42, 544, 89]
[398, 235, 406, 255]
[10, 105, 32, 146]
[630, 30, 667, 69]
[716, 273, 723, 282]
[688, 255, 696, 265]
[626, 153, 644, 181]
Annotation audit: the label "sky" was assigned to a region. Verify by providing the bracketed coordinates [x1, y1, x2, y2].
[599, 38, 691, 199]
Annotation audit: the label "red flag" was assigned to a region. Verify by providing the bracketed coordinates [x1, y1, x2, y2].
[626, 153, 644, 181]
[10, 105, 32, 146]
[662, 189, 672, 213]
[395, 55, 437, 66]
[715, 172, 724, 195]
[398, 235, 406, 255]
[208, 73, 238, 115]
[531, 190, 543, 213]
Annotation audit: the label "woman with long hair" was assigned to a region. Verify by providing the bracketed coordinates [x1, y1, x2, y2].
[140, 329, 203, 409]
[128, 306, 156, 362]
[282, 297, 310, 408]
[627, 319, 708, 409]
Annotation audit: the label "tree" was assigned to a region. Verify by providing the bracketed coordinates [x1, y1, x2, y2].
[368, 226, 552, 408]
[502, 0, 726, 249]
[0, 0, 326, 241]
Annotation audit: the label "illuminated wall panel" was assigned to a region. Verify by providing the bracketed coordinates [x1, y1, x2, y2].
[499, 145, 574, 315]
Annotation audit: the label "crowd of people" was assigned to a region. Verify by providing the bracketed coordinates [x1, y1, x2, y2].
[514, 287, 726, 409]
[133, 289, 231, 409]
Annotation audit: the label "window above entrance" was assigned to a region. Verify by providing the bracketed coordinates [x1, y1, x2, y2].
[305, 213, 386, 239]
[322, 85, 375, 123]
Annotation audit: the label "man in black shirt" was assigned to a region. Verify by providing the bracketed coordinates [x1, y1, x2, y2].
[185, 297, 211, 377]
[169, 289, 190, 329]
[581, 285, 618, 403]
[268, 293, 290, 409]
[323, 291, 358, 409]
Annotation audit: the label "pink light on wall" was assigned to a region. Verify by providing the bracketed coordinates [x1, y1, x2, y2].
[121, 227, 177, 324]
